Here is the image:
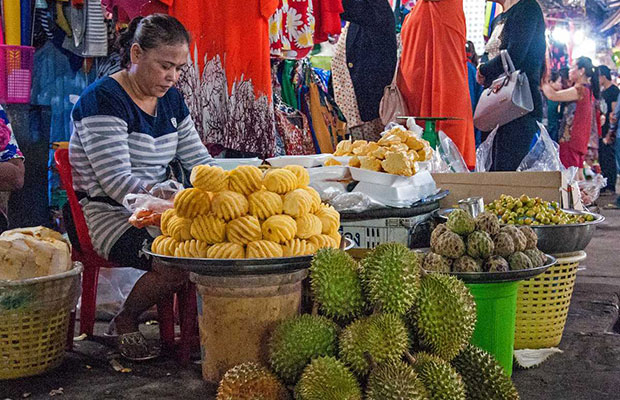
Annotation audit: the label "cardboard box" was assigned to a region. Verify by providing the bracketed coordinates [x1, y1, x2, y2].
[432, 171, 564, 208]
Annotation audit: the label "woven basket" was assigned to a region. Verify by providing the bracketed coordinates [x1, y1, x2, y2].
[514, 252, 586, 349]
[0, 263, 82, 379]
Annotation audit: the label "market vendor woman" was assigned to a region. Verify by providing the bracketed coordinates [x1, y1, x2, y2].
[69, 14, 214, 359]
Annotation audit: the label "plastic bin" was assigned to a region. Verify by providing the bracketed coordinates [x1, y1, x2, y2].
[514, 251, 585, 349]
[466, 281, 520, 376]
[0, 263, 82, 379]
[0, 45, 35, 104]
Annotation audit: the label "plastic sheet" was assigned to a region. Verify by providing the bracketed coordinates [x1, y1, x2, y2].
[437, 131, 469, 172]
[122, 180, 184, 228]
[578, 174, 607, 206]
[94, 268, 145, 318]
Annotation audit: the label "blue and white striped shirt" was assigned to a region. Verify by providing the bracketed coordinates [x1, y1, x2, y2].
[69, 77, 213, 258]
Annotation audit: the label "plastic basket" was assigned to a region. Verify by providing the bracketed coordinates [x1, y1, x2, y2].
[0, 263, 82, 380]
[514, 252, 585, 349]
[0, 45, 35, 104]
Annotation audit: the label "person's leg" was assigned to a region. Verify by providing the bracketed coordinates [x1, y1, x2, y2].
[599, 138, 617, 193]
[107, 228, 188, 335]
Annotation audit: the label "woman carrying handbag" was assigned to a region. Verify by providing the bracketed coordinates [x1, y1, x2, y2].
[477, 0, 546, 171]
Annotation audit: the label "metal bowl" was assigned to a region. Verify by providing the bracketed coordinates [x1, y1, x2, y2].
[432, 208, 604, 255]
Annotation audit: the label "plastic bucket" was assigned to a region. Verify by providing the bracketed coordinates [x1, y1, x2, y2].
[466, 281, 520, 376]
[191, 269, 307, 383]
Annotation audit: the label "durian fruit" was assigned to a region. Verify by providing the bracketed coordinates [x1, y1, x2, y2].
[485, 256, 509, 272]
[446, 209, 475, 235]
[174, 239, 209, 258]
[308, 234, 338, 250]
[453, 255, 482, 273]
[361, 243, 421, 315]
[246, 240, 283, 259]
[309, 248, 365, 320]
[466, 231, 495, 259]
[283, 165, 310, 187]
[508, 251, 532, 270]
[301, 186, 322, 213]
[207, 242, 245, 259]
[269, 315, 339, 384]
[216, 362, 290, 400]
[475, 211, 501, 237]
[151, 236, 178, 256]
[452, 344, 520, 400]
[519, 226, 538, 250]
[339, 314, 410, 376]
[191, 214, 227, 244]
[500, 226, 527, 252]
[174, 188, 211, 218]
[190, 164, 228, 193]
[524, 248, 545, 268]
[282, 239, 316, 257]
[430, 224, 449, 251]
[423, 252, 452, 273]
[226, 215, 262, 245]
[228, 165, 263, 196]
[412, 352, 466, 400]
[433, 231, 466, 259]
[366, 360, 428, 400]
[282, 189, 313, 218]
[248, 190, 283, 220]
[295, 356, 362, 400]
[296, 214, 323, 239]
[212, 191, 250, 221]
[493, 232, 515, 258]
[263, 169, 298, 194]
[414, 273, 476, 361]
[167, 216, 193, 242]
[314, 205, 340, 235]
[160, 208, 176, 236]
[262, 215, 297, 243]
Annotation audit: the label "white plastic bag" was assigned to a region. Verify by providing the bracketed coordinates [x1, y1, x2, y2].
[122, 180, 184, 228]
[475, 125, 499, 172]
[517, 123, 562, 172]
[95, 268, 145, 319]
[437, 131, 469, 173]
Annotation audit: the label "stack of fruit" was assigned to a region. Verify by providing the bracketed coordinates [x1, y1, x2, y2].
[425, 210, 546, 273]
[326, 127, 433, 176]
[486, 195, 595, 225]
[216, 244, 520, 400]
[151, 164, 341, 259]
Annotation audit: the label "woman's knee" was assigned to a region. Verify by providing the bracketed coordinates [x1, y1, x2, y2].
[153, 264, 189, 289]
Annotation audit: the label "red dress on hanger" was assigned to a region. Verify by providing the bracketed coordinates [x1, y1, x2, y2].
[397, 0, 476, 169]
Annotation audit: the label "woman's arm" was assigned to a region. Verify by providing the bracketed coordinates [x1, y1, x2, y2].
[175, 114, 215, 171]
[0, 159, 24, 191]
[541, 84, 581, 103]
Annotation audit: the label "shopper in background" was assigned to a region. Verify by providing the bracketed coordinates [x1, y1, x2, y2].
[466, 41, 483, 147]
[477, 0, 546, 171]
[0, 105, 25, 233]
[598, 65, 619, 194]
[545, 70, 564, 143]
[543, 56, 600, 179]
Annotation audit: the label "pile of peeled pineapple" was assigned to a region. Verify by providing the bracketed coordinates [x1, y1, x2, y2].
[151, 164, 341, 259]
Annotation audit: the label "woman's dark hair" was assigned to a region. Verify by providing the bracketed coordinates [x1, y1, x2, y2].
[465, 41, 478, 66]
[118, 14, 190, 69]
[598, 65, 612, 81]
[549, 70, 561, 83]
[576, 56, 600, 100]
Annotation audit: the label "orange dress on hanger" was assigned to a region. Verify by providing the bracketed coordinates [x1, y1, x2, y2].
[169, 0, 278, 98]
[397, 0, 476, 169]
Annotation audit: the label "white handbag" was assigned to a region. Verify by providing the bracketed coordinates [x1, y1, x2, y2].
[379, 58, 409, 126]
[474, 50, 534, 132]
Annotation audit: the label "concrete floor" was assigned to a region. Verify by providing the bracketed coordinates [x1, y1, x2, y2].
[2, 198, 620, 400]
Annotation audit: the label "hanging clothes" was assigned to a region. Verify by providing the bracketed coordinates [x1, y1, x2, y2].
[397, 0, 476, 169]
[270, 0, 316, 60]
[101, 0, 169, 22]
[314, 0, 343, 43]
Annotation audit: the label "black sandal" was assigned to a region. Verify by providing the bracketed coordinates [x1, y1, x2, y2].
[117, 332, 160, 361]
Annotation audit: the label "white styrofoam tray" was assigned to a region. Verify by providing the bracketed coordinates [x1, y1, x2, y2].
[213, 158, 263, 171]
[353, 170, 437, 207]
[266, 154, 331, 168]
[308, 166, 351, 182]
[319, 155, 352, 166]
[349, 167, 418, 187]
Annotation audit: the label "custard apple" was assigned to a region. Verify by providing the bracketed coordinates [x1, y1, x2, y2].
[423, 252, 452, 273]
[466, 231, 495, 259]
[484, 256, 509, 272]
[519, 226, 538, 250]
[452, 256, 483, 273]
[474, 212, 501, 237]
[446, 210, 476, 236]
[509, 252, 533, 270]
[493, 232, 515, 258]
[434, 231, 466, 259]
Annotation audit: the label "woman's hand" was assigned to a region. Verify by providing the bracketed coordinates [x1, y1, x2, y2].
[476, 68, 486, 85]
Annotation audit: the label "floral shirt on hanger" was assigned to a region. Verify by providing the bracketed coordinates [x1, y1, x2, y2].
[270, 0, 316, 60]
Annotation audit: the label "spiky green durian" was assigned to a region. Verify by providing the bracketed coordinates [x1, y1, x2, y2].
[452, 344, 520, 400]
[295, 356, 362, 400]
[413, 273, 476, 361]
[217, 362, 290, 400]
[339, 314, 410, 376]
[310, 248, 365, 320]
[268, 315, 339, 384]
[412, 352, 466, 400]
[366, 359, 428, 400]
[361, 243, 421, 314]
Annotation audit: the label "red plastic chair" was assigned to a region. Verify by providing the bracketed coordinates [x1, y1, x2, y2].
[54, 148, 198, 363]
